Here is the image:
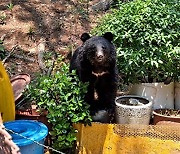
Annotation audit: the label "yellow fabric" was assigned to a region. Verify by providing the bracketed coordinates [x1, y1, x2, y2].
[75, 123, 180, 154]
[0, 61, 15, 122]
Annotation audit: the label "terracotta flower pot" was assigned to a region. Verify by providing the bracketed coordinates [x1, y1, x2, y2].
[153, 109, 180, 124]
[15, 105, 49, 128]
[10, 73, 31, 102]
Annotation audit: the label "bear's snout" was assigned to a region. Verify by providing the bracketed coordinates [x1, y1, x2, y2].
[95, 46, 105, 63]
[96, 54, 104, 62]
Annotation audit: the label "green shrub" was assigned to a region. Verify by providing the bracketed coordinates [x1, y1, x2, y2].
[92, 0, 180, 84]
[0, 40, 5, 60]
[25, 56, 92, 151]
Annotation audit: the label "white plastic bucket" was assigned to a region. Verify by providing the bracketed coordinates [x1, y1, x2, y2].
[175, 82, 180, 109]
[128, 82, 174, 110]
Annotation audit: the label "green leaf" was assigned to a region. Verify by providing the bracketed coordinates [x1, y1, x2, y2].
[23, 54, 92, 151]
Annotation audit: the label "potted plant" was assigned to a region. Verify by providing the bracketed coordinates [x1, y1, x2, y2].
[15, 101, 49, 126]
[23, 55, 92, 153]
[92, 0, 180, 109]
[175, 82, 180, 109]
[115, 95, 152, 125]
[174, 53, 180, 109]
[153, 109, 180, 124]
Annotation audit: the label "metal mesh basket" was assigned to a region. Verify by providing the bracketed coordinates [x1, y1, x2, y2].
[75, 123, 180, 154]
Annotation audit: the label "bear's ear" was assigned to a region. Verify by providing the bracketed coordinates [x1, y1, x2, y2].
[81, 33, 91, 42]
[103, 32, 114, 42]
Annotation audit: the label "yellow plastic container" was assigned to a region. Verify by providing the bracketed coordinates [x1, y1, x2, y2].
[0, 61, 15, 122]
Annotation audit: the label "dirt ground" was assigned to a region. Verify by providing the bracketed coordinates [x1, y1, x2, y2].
[0, 0, 105, 79]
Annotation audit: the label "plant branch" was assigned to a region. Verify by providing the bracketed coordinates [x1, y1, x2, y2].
[2, 44, 18, 64]
[11, 54, 36, 62]
[37, 38, 48, 74]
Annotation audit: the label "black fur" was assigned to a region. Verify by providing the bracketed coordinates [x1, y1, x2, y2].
[70, 32, 118, 116]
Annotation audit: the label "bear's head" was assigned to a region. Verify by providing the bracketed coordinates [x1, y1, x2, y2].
[80, 32, 116, 67]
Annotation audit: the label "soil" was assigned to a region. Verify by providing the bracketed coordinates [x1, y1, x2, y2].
[0, 0, 105, 79]
[157, 109, 180, 117]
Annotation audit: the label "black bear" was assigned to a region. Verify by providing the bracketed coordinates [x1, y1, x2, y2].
[70, 32, 118, 121]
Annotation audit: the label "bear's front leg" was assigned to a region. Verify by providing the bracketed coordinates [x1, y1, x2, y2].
[96, 75, 117, 115]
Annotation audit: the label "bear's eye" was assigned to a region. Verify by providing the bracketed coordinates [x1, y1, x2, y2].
[88, 46, 96, 52]
[102, 46, 107, 50]
[91, 46, 96, 50]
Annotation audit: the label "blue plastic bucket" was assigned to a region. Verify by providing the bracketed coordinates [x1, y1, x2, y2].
[4, 120, 48, 154]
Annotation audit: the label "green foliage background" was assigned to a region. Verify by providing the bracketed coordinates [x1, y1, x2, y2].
[92, 0, 180, 84]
